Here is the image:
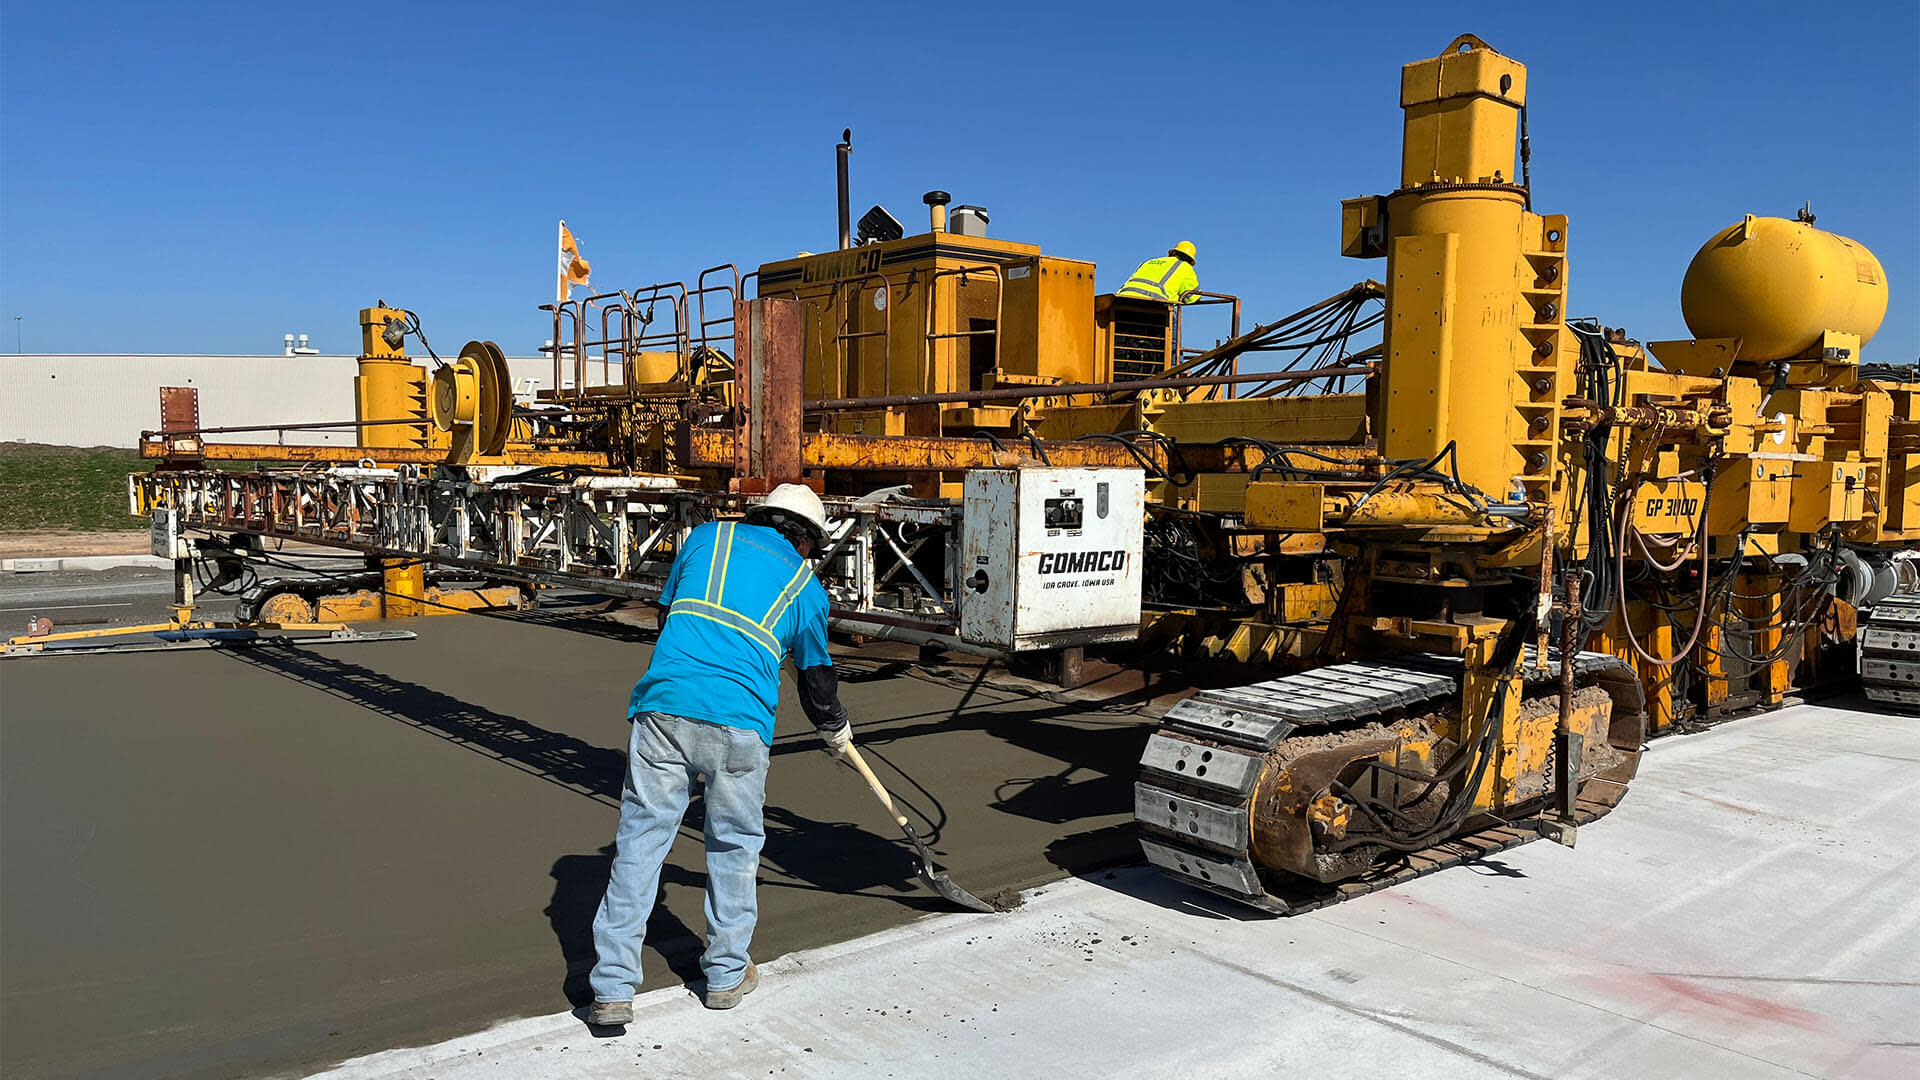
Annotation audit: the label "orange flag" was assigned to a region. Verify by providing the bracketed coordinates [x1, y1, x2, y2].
[558, 221, 592, 302]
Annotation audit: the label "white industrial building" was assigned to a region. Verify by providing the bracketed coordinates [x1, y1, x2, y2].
[0, 353, 558, 448]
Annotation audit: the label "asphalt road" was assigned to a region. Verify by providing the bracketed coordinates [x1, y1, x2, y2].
[0, 591, 1150, 1078]
[0, 566, 230, 630]
[0, 555, 366, 635]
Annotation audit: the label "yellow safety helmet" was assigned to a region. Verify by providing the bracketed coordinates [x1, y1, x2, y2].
[1169, 241, 1197, 263]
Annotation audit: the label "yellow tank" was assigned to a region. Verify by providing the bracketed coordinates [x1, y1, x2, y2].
[1681, 216, 1889, 362]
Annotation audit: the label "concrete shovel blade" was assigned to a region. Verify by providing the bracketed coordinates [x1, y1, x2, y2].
[839, 743, 997, 913]
[897, 820, 998, 913]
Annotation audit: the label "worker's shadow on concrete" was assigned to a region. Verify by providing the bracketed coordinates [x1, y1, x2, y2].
[760, 802, 944, 903]
[546, 844, 707, 1009]
[225, 646, 952, 1008]
[485, 603, 659, 644]
[545, 801, 948, 1012]
[226, 643, 629, 800]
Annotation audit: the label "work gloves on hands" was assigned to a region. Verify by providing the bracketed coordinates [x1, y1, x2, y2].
[821, 722, 853, 758]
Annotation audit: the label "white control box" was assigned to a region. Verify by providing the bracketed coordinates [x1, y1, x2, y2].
[960, 467, 1145, 651]
[150, 507, 187, 559]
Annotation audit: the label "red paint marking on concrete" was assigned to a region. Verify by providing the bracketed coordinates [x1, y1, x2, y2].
[1648, 974, 1828, 1030]
[1587, 968, 1834, 1033]
[1380, 890, 1464, 924]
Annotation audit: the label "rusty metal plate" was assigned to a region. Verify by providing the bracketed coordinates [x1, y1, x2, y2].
[159, 386, 200, 434]
[759, 297, 803, 485]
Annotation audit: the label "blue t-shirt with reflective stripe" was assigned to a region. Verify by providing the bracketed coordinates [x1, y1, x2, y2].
[629, 520, 833, 744]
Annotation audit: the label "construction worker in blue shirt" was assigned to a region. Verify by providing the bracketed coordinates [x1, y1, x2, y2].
[1117, 241, 1201, 304]
[588, 483, 852, 1026]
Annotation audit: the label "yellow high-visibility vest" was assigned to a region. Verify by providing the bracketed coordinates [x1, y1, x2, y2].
[1117, 255, 1199, 303]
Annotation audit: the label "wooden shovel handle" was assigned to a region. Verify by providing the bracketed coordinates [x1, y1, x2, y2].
[841, 744, 908, 828]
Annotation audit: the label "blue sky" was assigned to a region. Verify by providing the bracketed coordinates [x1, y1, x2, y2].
[2, 2, 1915, 362]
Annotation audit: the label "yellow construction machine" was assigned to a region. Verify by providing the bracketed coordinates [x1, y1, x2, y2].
[115, 34, 1908, 914]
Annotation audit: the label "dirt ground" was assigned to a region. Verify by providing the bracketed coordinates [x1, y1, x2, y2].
[0, 528, 153, 559]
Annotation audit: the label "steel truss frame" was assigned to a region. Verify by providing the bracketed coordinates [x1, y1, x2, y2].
[130, 468, 978, 652]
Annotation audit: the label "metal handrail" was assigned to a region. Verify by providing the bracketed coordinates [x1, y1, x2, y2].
[831, 270, 902, 398]
[923, 261, 1005, 396]
[1173, 290, 1242, 396]
[694, 264, 742, 357]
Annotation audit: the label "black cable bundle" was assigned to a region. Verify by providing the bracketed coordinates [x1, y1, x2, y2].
[1173, 283, 1385, 399]
[1568, 320, 1625, 641]
[1328, 602, 1539, 853]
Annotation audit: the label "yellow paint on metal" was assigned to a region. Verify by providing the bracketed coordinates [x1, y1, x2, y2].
[137, 442, 611, 467]
[1627, 478, 1706, 534]
[6, 621, 187, 650]
[359, 306, 408, 360]
[1243, 481, 1325, 531]
[1189, 473, 1252, 513]
[355, 360, 432, 449]
[1398, 35, 1527, 187]
[1682, 217, 1890, 362]
[1340, 197, 1385, 258]
[1273, 583, 1339, 623]
[629, 351, 681, 384]
[1707, 457, 1792, 532]
[355, 305, 438, 450]
[317, 591, 383, 622]
[1359, 37, 1574, 503]
[1495, 690, 1610, 808]
[1149, 394, 1369, 445]
[422, 585, 528, 612]
[1331, 487, 1486, 527]
[431, 359, 480, 432]
[1788, 460, 1868, 532]
[257, 592, 317, 624]
[1645, 337, 1742, 379]
[4, 620, 356, 654]
[1737, 570, 1790, 705]
[757, 232, 1053, 404]
[381, 561, 426, 618]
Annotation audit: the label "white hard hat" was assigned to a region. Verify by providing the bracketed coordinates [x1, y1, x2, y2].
[759, 483, 829, 541]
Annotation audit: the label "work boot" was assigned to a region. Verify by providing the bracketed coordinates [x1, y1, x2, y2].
[702, 964, 759, 1010]
[587, 1000, 633, 1026]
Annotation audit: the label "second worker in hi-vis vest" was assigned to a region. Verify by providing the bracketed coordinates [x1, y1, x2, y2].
[587, 484, 852, 1026]
[1116, 240, 1200, 304]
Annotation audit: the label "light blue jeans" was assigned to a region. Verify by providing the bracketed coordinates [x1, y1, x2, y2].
[590, 711, 770, 1002]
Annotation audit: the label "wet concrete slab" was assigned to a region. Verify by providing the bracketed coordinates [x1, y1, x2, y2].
[313, 700, 1920, 1080]
[0, 608, 1151, 1079]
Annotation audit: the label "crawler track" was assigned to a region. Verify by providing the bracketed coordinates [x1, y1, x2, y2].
[1134, 650, 1644, 914]
[1860, 595, 1920, 711]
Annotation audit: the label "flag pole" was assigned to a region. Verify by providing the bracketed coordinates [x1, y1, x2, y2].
[556, 219, 567, 307]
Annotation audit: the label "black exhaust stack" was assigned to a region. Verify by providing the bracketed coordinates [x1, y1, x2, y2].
[836, 128, 852, 251]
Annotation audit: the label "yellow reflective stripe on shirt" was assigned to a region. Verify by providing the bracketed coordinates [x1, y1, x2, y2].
[759, 562, 815, 630]
[667, 598, 783, 659]
[705, 521, 734, 603]
[1119, 257, 1186, 301]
